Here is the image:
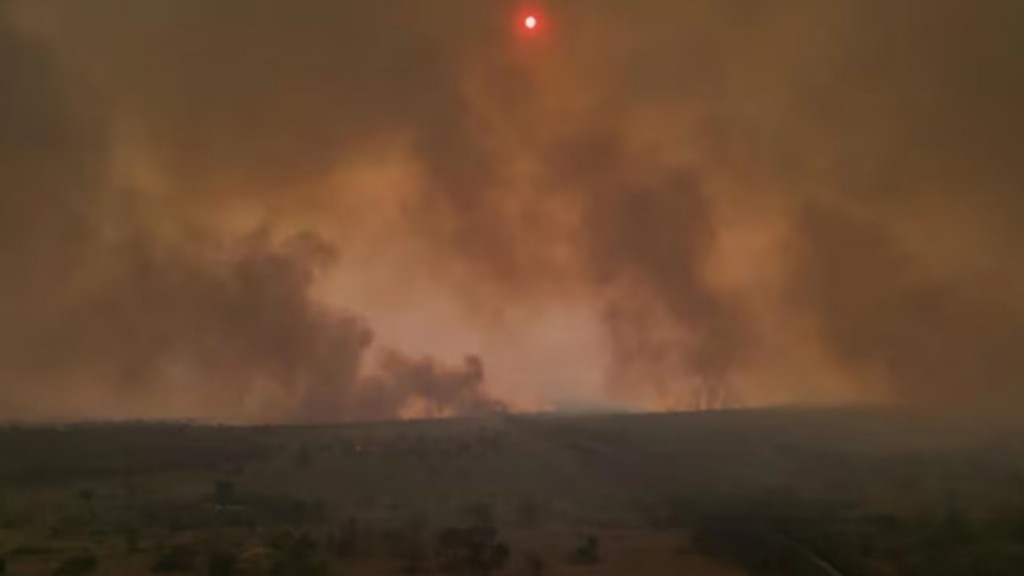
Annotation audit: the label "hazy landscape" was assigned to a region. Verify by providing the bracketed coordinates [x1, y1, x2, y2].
[3, 1, 1023, 574]
[2, 409, 1022, 575]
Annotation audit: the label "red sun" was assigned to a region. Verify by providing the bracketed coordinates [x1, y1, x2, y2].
[523, 15, 538, 31]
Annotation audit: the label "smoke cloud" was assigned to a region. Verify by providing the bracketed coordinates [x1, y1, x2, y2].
[1, 0, 1022, 421]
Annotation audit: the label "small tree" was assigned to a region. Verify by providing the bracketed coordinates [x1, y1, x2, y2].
[570, 535, 600, 565]
[213, 480, 236, 506]
[77, 489, 95, 506]
[77, 489, 96, 520]
[0, 555, 7, 575]
[436, 525, 509, 576]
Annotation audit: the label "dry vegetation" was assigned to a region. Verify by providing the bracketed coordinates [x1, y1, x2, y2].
[1, 408, 1022, 575]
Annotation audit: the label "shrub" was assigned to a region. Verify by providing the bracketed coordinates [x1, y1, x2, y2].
[436, 525, 510, 576]
[927, 509, 976, 549]
[267, 530, 326, 576]
[213, 480, 236, 506]
[235, 545, 274, 575]
[0, 555, 6, 575]
[208, 550, 237, 576]
[52, 553, 98, 576]
[570, 535, 600, 565]
[77, 489, 95, 505]
[8, 545, 53, 557]
[153, 544, 198, 573]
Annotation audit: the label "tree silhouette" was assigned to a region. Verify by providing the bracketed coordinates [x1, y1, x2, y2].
[436, 525, 510, 576]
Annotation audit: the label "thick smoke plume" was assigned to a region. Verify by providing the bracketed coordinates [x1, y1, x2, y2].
[1, 0, 1022, 420]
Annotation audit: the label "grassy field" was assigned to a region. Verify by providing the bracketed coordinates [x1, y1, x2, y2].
[1, 408, 1022, 575]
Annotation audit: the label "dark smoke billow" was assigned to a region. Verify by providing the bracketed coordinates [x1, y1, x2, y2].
[794, 203, 1024, 411]
[2, 0, 1022, 420]
[357, 353, 506, 420]
[0, 4, 506, 422]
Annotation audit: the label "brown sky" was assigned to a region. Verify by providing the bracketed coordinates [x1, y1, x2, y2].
[1, 0, 1022, 422]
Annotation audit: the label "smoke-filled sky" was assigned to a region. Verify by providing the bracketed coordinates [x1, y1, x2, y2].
[1, 0, 1022, 422]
